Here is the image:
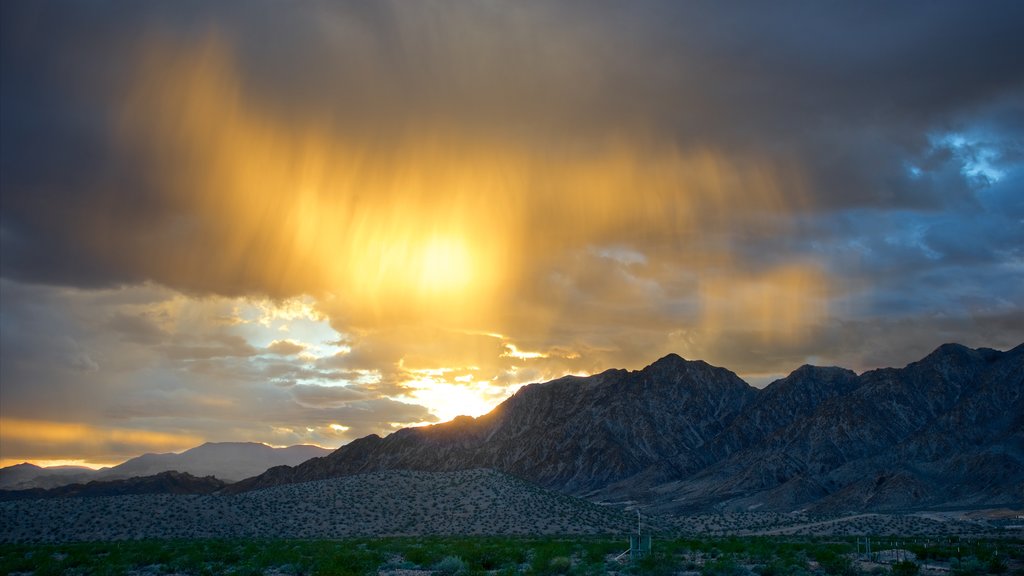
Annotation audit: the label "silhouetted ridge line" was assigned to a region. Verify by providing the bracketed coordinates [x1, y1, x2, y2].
[225, 343, 1022, 513]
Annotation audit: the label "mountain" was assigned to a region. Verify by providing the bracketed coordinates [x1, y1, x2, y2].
[229, 355, 757, 494]
[0, 442, 331, 490]
[0, 471, 227, 501]
[100, 442, 331, 483]
[0, 463, 96, 490]
[638, 344, 1024, 513]
[228, 344, 1024, 514]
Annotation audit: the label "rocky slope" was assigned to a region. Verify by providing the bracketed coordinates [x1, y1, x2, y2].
[663, 344, 1024, 514]
[229, 355, 757, 494]
[229, 343, 1024, 514]
[0, 469, 632, 542]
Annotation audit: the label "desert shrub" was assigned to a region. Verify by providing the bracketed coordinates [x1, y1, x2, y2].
[529, 541, 575, 575]
[548, 555, 572, 573]
[815, 550, 858, 576]
[435, 555, 468, 575]
[891, 560, 919, 576]
[628, 551, 678, 576]
[701, 556, 747, 576]
[755, 561, 798, 576]
[951, 556, 986, 576]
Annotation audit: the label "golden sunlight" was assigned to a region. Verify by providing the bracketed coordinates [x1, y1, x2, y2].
[0, 418, 202, 466]
[105, 35, 832, 423]
[401, 380, 511, 423]
[0, 458, 116, 470]
[418, 235, 474, 294]
[117, 36, 825, 334]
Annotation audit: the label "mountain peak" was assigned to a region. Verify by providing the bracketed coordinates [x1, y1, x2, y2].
[933, 342, 971, 355]
[8, 463, 41, 470]
[918, 342, 990, 367]
[789, 364, 856, 378]
[645, 352, 689, 370]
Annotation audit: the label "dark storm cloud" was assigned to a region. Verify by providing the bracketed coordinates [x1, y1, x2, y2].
[4, 1, 1023, 290]
[2, 0, 1024, 464]
[3, 0, 1022, 312]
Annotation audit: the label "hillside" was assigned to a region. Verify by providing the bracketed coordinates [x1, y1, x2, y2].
[0, 471, 226, 502]
[0, 469, 632, 542]
[229, 344, 1024, 514]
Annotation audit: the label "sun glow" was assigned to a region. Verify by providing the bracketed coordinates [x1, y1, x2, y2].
[117, 36, 827, 335]
[0, 418, 202, 467]
[0, 458, 119, 470]
[419, 236, 474, 294]
[396, 370, 514, 423]
[404, 383, 500, 423]
[99, 35, 833, 432]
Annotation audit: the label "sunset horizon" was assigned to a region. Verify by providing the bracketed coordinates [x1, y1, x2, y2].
[3, 1, 1023, 481]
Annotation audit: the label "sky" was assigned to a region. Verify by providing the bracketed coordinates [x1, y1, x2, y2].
[2, 1, 1023, 468]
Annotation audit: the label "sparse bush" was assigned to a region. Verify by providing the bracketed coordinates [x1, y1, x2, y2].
[434, 554, 467, 575]
[815, 550, 858, 576]
[701, 557, 747, 576]
[891, 560, 918, 576]
[628, 551, 678, 576]
[988, 555, 1008, 575]
[951, 556, 986, 576]
[548, 555, 571, 573]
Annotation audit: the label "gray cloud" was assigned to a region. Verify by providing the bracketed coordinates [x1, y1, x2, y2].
[264, 340, 305, 356]
[2, 1, 1023, 463]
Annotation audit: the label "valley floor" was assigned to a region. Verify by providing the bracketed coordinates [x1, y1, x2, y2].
[1, 535, 1022, 576]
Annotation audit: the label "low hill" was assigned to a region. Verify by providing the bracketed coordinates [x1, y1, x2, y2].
[0, 471, 227, 501]
[0, 469, 633, 542]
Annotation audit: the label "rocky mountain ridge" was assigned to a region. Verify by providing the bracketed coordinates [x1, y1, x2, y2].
[229, 343, 1024, 514]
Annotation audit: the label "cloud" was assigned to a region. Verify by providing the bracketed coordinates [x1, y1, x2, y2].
[265, 340, 305, 356]
[1, 1, 1023, 463]
[291, 384, 367, 408]
[0, 418, 203, 466]
[106, 312, 169, 345]
[163, 334, 257, 361]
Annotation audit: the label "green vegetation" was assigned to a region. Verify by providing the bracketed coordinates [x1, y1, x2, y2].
[0, 535, 1020, 575]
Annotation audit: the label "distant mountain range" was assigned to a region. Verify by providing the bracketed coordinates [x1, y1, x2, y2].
[0, 471, 227, 501]
[228, 343, 1024, 514]
[0, 442, 331, 489]
[0, 464, 96, 491]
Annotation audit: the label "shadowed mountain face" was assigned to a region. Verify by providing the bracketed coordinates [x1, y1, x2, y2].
[230, 355, 757, 494]
[230, 344, 1024, 513]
